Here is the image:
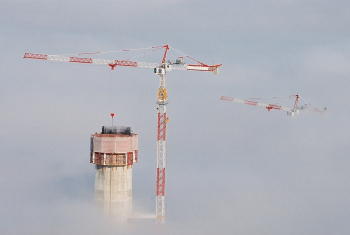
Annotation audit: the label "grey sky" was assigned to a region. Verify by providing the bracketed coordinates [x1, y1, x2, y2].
[1, 0, 350, 234]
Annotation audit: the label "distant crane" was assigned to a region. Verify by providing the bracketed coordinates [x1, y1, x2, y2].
[24, 45, 222, 223]
[220, 94, 326, 116]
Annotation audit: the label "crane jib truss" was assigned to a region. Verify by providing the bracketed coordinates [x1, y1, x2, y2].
[23, 51, 220, 72]
[220, 94, 326, 116]
[23, 45, 222, 224]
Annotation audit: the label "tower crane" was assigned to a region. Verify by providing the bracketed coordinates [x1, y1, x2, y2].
[220, 94, 326, 116]
[24, 45, 222, 223]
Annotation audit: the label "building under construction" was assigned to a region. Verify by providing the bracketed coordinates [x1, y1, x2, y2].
[90, 126, 138, 222]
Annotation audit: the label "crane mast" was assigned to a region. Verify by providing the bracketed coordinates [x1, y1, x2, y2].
[155, 46, 169, 223]
[156, 69, 167, 223]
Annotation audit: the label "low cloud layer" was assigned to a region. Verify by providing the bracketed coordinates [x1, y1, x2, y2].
[1, 0, 350, 234]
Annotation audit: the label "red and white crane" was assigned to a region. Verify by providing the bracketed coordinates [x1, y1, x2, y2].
[220, 94, 326, 116]
[23, 45, 220, 72]
[24, 45, 221, 223]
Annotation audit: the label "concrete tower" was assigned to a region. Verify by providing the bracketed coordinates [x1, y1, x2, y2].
[90, 126, 138, 222]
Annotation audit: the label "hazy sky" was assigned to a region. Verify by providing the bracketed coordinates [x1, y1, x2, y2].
[1, 0, 350, 234]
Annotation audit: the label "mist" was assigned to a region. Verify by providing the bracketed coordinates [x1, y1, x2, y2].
[1, 0, 350, 234]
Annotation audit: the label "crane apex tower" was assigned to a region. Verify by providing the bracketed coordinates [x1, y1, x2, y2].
[90, 126, 138, 222]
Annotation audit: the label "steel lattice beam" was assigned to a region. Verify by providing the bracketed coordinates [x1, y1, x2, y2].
[156, 73, 167, 223]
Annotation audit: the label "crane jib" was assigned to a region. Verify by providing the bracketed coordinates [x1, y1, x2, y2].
[112, 60, 138, 67]
[267, 104, 282, 110]
[69, 57, 93, 63]
[187, 64, 216, 71]
[220, 96, 234, 101]
[244, 100, 258, 106]
[23, 53, 48, 60]
[24, 53, 140, 67]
